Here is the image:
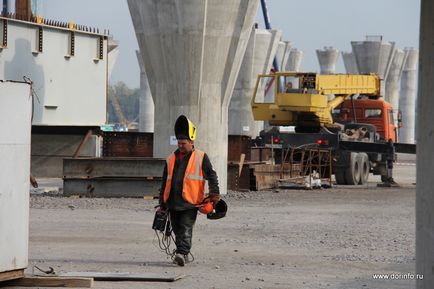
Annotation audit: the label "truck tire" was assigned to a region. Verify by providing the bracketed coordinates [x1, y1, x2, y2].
[358, 153, 370, 185]
[333, 151, 349, 185]
[344, 152, 361, 185]
[334, 169, 347, 185]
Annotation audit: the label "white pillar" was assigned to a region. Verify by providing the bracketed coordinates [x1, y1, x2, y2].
[136, 50, 154, 133]
[385, 48, 406, 109]
[229, 28, 281, 137]
[316, 46, 339, 74]
[341, 51, 359, 74]
[128, 0, 260, 194]
[417, 0, 434, 287]
[399, 48, 418, 144]
[286, 48, 303, 72]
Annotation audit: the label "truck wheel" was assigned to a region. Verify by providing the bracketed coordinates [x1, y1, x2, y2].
[358, 153, 370, 185]
[344, 152, 361, 185]
[334, 169, 347, 185]
[381, 175, 392, 183]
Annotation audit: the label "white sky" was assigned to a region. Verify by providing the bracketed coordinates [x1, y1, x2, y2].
[39, 0, 420, 88]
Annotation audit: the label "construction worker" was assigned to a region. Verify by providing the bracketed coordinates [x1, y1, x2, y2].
[159, 115, 220, 266]
[285, 81, 293, 92]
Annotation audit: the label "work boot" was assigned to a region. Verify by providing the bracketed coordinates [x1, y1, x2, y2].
[183, 253, 192, 264]
[173, 254, 185, 267]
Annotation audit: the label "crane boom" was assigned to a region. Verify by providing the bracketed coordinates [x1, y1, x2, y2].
[108, 93, 128, 126]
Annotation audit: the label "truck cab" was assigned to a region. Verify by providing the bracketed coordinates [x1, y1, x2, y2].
[334, 99, 397, 143]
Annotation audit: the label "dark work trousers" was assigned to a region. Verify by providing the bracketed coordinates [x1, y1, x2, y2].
[169, 208, 198, 255]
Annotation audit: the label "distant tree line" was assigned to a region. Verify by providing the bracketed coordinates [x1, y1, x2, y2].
[107, 82, 140, 124]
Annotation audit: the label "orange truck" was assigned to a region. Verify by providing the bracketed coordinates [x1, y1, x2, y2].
[334, 99, 398, 143]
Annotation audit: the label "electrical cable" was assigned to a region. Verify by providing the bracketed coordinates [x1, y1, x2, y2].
[153, 211, 176, 259]
[152, 210, 195, 263]
[23, 76, 39, 123]
[33, 265, 55, 275]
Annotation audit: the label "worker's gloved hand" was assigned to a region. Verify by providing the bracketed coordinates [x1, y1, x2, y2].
[158, 196, 167, 211]
[208, 193, 221, 205]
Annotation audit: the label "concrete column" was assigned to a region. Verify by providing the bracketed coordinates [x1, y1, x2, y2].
[286, 48, 303, 72]
[341, 51, 359, 74]
[107, 39, 119, 79]
[275, 40, 291, 71]
[399, 48, 418, 144]
[136, 50, 154, 133]
[352, 37, 396, 79]
[262, 39, 289, 128]
[128, 0, 259, 194]
[352, 37, 396, 97]
[229, 28, 281, 137]
[385, 48, 406, 110]
[417, 1, 434, 287]
[129, 4, 154, 133]
[316, 46, 339, 74]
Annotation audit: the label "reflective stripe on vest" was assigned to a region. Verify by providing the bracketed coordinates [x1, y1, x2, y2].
[186, 149, 204, 181]
[163, 149, 206, 205]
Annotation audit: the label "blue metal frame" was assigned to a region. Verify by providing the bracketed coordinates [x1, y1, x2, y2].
[2, 0, 7, 15]
[260, 0, 279, 72]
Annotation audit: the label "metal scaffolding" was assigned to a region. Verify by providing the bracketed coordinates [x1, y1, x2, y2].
[279, 145, 333, 188]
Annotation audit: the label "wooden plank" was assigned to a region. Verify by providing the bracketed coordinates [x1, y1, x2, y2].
[252, 164, 302, 190]
[3, 276, 93, 287]
[228, 135, 251, 162]
[60, 272, 186, 282]
[238, 153, 246, 177]
[0, 269, 24, 282]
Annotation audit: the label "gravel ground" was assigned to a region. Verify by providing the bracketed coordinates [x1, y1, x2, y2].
[7, 159, 417, 289]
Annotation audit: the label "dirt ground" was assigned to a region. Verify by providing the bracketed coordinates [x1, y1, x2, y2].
[8, 154, 417, 289]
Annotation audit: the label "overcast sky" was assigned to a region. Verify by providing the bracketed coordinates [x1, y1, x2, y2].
[39, 0, 420, 88]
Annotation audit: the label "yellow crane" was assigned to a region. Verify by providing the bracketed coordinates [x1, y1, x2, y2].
[108, 93, 128, 126]
[251, 72, 380, 129]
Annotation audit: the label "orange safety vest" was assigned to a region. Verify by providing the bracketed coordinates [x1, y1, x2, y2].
[163, 149, 205, 205]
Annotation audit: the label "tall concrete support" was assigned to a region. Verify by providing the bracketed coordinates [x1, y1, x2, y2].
[128, 0, 260, 194]
[316, 46, 339, 74]
[385, 48, 406, 110]
[129, 2, 154, 133]
[107, 39, 119, 79]
[341, 51, 359, 74]
[399, 48, 418, 144]
[275, 40, 291, 71]
[136, 50, 154, 133]
[286, 48, 303, 72]
[229, 28, 280, 137]
[417, 1, 434, 287]
[352, 36, 396, 96]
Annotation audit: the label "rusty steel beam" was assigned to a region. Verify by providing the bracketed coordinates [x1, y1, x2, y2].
[63, 177, 161, 198]
[63, 157, 165, 178]
[63, 157, 165, 197]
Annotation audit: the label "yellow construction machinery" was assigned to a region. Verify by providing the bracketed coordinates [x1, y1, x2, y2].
[251, 72, 380, 129]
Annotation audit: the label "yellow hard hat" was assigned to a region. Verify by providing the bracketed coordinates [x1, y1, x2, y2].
[174, 115, 196, 141]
